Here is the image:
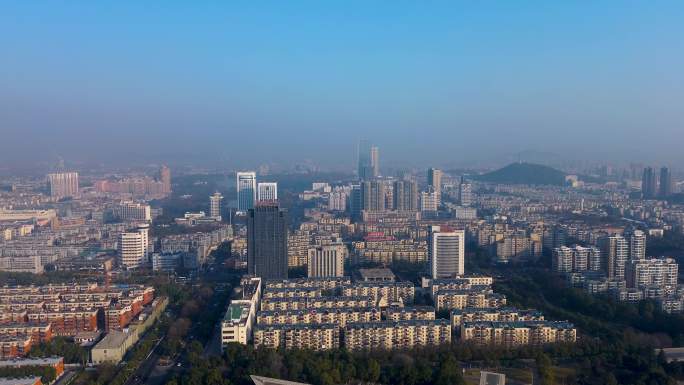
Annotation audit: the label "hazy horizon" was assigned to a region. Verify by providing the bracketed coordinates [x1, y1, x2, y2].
[1, 2, 683, 169]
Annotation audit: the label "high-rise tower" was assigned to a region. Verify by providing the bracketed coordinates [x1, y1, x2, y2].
[642, 167, 657, 199]
[428, 225, 465, 279]
[209, 192, 223, 220]
[237, 171, 257, 212]
[660, 167, 672, 197]
[247, 202, 288, 279]
[160, 165, 171, 195]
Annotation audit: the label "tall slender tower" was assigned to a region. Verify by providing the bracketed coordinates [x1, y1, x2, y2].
[459, 176, 473, 207]
[247, 202, 288, 279]
[236, 172, 257, 212]
[370, 146, 380, 178]
[642, 167, 657, 199]
[599, 235, 629, 280]
[160, 165, 171, 195]
[357, 140, 379, 180]
[427, 168, 442, 206]
[628, 229, 646, 261]
[659, 167, 672, 197]
[209, 192, 223, 220]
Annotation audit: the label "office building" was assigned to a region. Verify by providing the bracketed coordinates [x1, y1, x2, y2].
[248, 202, 288, 279]
[599, 235, 629, 280]
[642, 167, 657, 199]
[118, 224, 149, 269]
[307, 244, 346, 278]
[257, 182, 278, 201]
[115, 201, 151, 222]
[660, 167, 672, 197]
[47, 172, 79, 199]
[393, 180, 418, 211]
[237, 171, 257, 212]
[429, 226, 465, 279]
[209, 192, 223, 220]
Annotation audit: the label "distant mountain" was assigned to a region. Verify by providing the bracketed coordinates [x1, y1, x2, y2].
[475, 162, 567, 185]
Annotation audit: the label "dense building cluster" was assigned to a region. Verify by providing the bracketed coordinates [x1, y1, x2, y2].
[0, 283, 155, 359]
[221, 273, 576, 352]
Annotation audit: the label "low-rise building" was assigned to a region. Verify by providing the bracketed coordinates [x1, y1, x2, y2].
[461, 321, 576, 346]
[253, 324, 340, 350]
[343, 320, 451, 350]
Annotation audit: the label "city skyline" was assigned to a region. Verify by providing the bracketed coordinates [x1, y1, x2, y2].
[1, 2, 683, 168]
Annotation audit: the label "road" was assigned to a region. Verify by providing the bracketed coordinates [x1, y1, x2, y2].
[123, 336, 164, 385]
[53, 369, 79, 385]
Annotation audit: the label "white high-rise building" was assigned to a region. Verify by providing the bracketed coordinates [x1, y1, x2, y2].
[47, 172, 79, 199]
[307, 244, 346, 278]
[210, 192, 223, 220]
[599, 235, 629, 280]
[626, 257, 678, 290]
[116, 201, 151, 222]
[552, 245, 601, 273]
[257, 182, 278, 201]
[459, 177, 473, 207]
[328, 191, 348, 211]
[370, 146, 380, 177]
[119, 230, 146, 269]
[237, 172, 257, 212]
[429, 226, 465, 279]
[629, 230, 646, 261]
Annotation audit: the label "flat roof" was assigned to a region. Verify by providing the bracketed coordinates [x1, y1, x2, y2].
[92, 330, 130, 350]
[0, 357, 63, 367]
[358, 268, 396, 280]
[0, 378, 41, 385]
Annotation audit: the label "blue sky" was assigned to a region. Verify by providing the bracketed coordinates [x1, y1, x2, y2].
[1, 1, 683, 169]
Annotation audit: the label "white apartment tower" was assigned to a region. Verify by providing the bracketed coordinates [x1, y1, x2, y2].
[257, 182, 278, 201]
[429, 226, 465, 279]
[307, 244, 346, 278]
[210, 192, 223, 220]
[629, 230, 646, 261]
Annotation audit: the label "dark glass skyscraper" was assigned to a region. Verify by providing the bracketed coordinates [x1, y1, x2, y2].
[659, 167, 672, 197]
[642, 167, 657, 199]
[247, 202, 288, 279]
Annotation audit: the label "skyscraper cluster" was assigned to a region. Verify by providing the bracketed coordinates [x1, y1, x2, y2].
[236, 171, 279, 212]
[642, 166, 673, 199]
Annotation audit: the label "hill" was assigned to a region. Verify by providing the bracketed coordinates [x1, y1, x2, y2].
[475, 162, 567, 185]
